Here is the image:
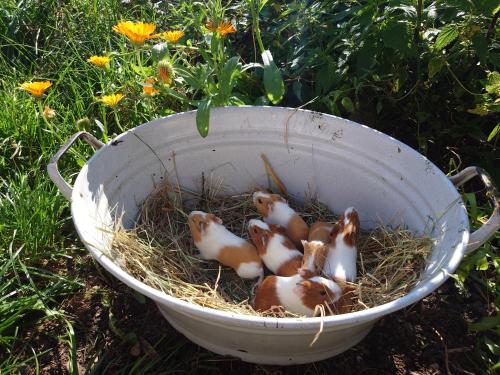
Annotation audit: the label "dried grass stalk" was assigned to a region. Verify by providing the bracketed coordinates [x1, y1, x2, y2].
[110, 182, 432, 317]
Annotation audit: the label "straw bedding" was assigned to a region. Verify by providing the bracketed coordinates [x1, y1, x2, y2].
[110, 181, 433, 318]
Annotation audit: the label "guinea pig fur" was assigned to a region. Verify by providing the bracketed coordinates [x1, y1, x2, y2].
[248, 219, 303, 276]
[299, 240, 328, 278]
[253, 274, 342, 317]
[252, 191, 309, 248]
[323, 207, 360, 282]
[308, 221, 334, 244]
[188, 211, 263, 279]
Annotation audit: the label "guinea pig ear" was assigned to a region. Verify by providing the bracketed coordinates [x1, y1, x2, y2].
[199, 219, 208, 234]
[261, 232, 271, 248]
[296, 280, 312, 288]
[301, 240, 308, 249]
[207, 213, 223, 225]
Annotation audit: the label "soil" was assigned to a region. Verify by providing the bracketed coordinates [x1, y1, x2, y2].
[16, 253, 489, 375]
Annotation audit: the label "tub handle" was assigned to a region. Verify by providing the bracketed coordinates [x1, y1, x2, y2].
[47, 131, 104, 201]
[449, 166, 500, 254]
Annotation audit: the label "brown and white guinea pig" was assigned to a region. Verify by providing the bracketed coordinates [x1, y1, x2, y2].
[308, 221, 334, 244]
[252, 191, 309, 248]
[323, 207, 360, 282]
[188, 211, 263, 280]
[299, 208, 360, 282]
[299, 240, 328, 278]
[252, 274, 342, 317]
[248, 219, 303, 276]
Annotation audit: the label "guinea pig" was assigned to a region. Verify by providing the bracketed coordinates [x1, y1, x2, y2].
[188, 211, 263, 279]
[299, 240, 328, 278]
[308, 221, 334, 244]
[248, 219, 303, 276]
[323, 207, 360, 282]
[252, 191, 309, 248]
[252, 273, 342, 317]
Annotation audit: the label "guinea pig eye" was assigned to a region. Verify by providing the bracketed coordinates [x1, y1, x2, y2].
[319, 290, 327, 296]
[257, 198, 263, 204]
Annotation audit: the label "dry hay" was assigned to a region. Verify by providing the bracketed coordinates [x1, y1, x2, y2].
[110, 181, 433, 318]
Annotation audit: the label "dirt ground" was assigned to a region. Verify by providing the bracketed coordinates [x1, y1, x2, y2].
[18, 252, 489, 375]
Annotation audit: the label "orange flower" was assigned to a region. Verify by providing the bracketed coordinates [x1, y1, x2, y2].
[158, 59, 174, 85]
[206, 20, 236, 36]
[19, 81, 52, 98]
[87, 55, 111, 67]
[143, 77, 159, 96]
[113, 21, 156, 46]
[217, 20, 236, 36]
[155, 30, 184, 43]
[99, 93, 124, 107]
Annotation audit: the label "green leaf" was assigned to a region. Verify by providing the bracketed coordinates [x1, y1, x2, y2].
[471, 34, 488, 64]
[261, 50, 284, 104]
[487, 124, 500, 142]
[428, 56, 445, 79]
[469, 315, 500, 332]
[485, 71, 500, 95]
[254, 95, 270, 105]
[341, 96, 354, 112]
[356, 43, 376, 75]
[464, 192, 478, 222]
[435, 25, 459, 50]
[219, 56, 242, 99]
[130, 64, 153, 77]
[381, 22, 411, 53]
[292, 80, 302, 101]
[484, 337, 500, 355]
[196, 99, 212, 138]
[467, 104, 489, 116]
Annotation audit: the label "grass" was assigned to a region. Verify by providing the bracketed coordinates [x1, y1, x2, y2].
[0, 0, 498, 373]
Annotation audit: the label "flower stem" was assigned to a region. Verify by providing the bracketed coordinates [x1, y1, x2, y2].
[250, 0, 265, 54]
[113, 110, 124, 133]
[37, 100, 62, 142]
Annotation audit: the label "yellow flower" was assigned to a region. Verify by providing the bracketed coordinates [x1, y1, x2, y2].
[19, 81, 52, 98]
[206, 20, 236, 36]
[217, 21, 236, 36]
[87, 55, 111, 67]
[113, 21, 156, 46]
[158, 59, 174, 85]
[143, 77, 159, 96]
[155, 30, 184, 43]
[42, 105, 56, 119]
[99, 93, 124, 107]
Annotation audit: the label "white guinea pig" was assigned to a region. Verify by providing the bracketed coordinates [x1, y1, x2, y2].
[252, 191, 309, 248]
[248, 219, 303, 276]
[252, 273, 342, 317]
[188, 211, 263, 279]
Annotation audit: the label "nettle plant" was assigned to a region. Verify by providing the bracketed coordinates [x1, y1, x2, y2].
[259, 0, 498, 155]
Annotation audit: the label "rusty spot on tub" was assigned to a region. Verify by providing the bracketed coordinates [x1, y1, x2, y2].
[400, 176, 404, 181]
[212, 149, 216, 152]
[397, 147, 401, 153]
[111, 140, 123, 146]
[80, 193, 83, 197]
